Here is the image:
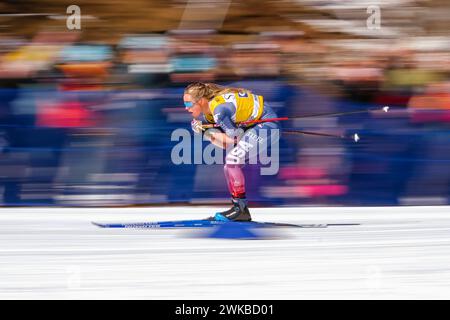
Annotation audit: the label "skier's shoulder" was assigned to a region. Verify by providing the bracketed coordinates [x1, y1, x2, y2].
[209, 92, 238, 109]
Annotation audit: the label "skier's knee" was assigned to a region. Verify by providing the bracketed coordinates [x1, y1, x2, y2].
[224, 163, 242, 173]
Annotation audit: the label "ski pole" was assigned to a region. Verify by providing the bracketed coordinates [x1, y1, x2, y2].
[283, 130, 360, 142]
[286, 106, 389, 121]
[201, 117, 289, 129]
[201, 106, 389, 129]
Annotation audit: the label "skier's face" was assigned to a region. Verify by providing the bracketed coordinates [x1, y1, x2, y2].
[183, 93, 203, 119]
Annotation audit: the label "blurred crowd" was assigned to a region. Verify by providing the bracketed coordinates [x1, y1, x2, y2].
[0, 2, 449, 206]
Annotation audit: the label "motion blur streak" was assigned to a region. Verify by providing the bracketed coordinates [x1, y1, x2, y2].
[0, 0, 448, 207]
[1, 206, 450, 299]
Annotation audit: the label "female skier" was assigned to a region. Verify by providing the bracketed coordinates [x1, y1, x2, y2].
[183, 82, 280, 221]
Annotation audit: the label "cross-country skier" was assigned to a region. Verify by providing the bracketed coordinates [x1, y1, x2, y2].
[183, 82, 280, 221]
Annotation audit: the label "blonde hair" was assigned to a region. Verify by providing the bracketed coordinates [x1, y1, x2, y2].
[184, 82, 251, 102]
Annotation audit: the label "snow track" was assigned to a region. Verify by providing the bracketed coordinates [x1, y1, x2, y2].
[0, 206, 449, 299]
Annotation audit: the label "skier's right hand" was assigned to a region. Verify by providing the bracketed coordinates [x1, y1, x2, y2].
[191, 119, 204, 134]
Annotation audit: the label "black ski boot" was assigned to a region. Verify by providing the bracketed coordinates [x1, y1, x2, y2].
[211, 197, 252, 222]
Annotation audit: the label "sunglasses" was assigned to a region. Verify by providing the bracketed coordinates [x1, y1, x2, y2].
[184, 101, 195, 109]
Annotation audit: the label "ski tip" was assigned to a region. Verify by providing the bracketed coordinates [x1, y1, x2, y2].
[327, 223, 361, 227]
[91, 222, 105, 228]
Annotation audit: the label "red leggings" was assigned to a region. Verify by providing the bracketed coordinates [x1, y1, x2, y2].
[223, 164, 246, 198]
[223, 121, 279, 199]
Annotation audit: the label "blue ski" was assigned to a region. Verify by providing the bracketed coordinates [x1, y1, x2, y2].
[91, 219, 356, 229]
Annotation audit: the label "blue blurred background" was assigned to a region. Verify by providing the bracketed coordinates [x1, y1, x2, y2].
[0, 1, 448, 207]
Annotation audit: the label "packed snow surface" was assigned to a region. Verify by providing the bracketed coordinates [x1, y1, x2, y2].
[1, 206, 449, 299]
